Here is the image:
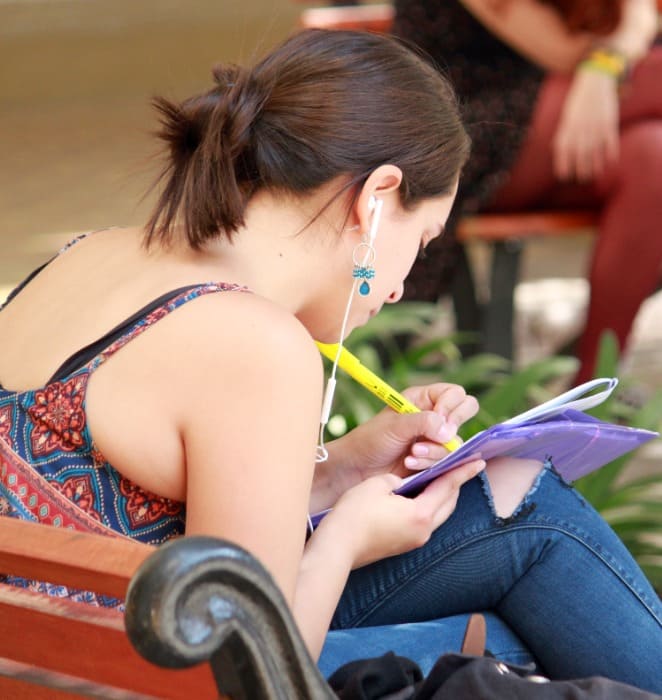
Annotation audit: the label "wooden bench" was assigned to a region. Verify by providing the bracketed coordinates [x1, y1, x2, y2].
[0, 517, 333, 699]
[294, 1, 605, 360]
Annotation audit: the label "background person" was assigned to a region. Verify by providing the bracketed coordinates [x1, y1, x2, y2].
[395, 0, 662, 383]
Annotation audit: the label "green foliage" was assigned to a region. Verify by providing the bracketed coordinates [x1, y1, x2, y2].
[323, 305, 662, 589]
[572, 332, 662, 588]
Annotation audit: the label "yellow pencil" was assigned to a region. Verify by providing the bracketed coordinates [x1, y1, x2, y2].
[315, 341, 462, 452]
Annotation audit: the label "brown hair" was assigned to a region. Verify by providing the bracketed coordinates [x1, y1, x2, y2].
[145, 28, 470, 249]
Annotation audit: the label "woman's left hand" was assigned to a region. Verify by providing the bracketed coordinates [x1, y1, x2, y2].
[323, 383, 479, 504]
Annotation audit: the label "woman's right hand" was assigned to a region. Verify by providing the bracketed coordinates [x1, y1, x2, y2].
[325, 458, 485, 569]
[553, 68, 620, 182]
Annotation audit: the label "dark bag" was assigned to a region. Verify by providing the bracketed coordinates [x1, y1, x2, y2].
[328, 615, 661, 700]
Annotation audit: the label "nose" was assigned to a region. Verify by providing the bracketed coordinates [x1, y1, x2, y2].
[386, 284, 404, 304]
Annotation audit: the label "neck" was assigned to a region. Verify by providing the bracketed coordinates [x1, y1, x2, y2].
[200, 188, 353, 318]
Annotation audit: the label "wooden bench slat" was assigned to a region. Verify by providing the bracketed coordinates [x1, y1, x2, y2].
[0, 659, 159, 700]
[457, 211, 598, 242]
[0, 673, 99, 700]
[0, 518, 153, 599]
[299, 4, 394, 32]
[0, 586, 219, 699]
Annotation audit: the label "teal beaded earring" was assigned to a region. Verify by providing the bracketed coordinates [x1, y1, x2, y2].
[352, 242, 376, 296]
[352, 196, 382, 296]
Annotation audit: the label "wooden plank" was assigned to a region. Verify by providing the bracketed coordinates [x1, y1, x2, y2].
[299, 4, 394, 32]
[0, 517, 153, 599]
[0, 586, 220, 699]
[457, 211, 598, 242]
[0, 674, 92, 700]
[0, 659, 158, 699]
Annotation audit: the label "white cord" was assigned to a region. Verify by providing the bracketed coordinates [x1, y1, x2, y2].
[312, 203, 382, 539]
[315, 200, 381, 464]
[315, 276, 359, 462]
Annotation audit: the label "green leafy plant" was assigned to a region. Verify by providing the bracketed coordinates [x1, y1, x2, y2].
[572, 332, 662, 589]
[323, 304, 662, 589]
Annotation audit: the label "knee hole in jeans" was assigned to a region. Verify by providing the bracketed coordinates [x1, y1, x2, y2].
[482, 458, 546, 519]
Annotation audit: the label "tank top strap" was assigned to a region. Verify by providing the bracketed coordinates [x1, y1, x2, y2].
[57, 231, 94, 254]
[85, 282, 248, 374]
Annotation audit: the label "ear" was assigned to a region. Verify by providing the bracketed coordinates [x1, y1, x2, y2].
[351, 165, 403, 240]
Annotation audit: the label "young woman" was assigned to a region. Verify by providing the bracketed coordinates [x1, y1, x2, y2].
[396, 0, 662, 383]
[0, 28, 659, 692]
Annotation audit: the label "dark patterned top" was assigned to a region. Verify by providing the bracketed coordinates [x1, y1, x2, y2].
[0, 234, 248, 605]
[393, 0, 545, 300]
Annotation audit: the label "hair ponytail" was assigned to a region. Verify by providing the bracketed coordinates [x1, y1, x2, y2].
[145, 66, 268, 249]
[145, 29, 470, 250]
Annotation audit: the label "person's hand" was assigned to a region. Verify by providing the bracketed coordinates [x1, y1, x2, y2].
[553, 68, 620, 182]
[325, 383, 479, 501]
[325, 458, 485, 569]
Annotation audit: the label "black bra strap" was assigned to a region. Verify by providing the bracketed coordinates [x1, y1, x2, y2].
[48, 285, 200, 383]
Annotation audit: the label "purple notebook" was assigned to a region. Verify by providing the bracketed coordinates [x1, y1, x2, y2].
[310, 378, 659, 526]
[394, 409, 657, 497]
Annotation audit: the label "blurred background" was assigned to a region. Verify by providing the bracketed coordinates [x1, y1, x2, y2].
[1, 0, 660, 388]
[0, 0, 299, 289]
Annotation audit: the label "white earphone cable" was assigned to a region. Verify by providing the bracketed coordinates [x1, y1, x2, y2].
[315, 197, 382, 463]
[311, 199, 382, 537]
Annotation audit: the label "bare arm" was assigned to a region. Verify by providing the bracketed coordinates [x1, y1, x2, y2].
[178, 293, 324, 609]
[294, 461, 484, 658]
[458, 0, 657, 72]
[176, 293, 484, 660]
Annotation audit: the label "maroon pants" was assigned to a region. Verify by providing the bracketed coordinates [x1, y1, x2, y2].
[490, 46, 662, 383]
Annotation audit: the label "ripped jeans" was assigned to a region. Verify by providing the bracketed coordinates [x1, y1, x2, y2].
[318, 464, 662, 693]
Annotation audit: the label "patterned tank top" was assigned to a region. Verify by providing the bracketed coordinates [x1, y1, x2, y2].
[0, 234, 247, 604]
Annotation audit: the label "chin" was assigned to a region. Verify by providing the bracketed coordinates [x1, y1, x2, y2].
[368, 304, 384, 319]
[315, 326, 351, 344]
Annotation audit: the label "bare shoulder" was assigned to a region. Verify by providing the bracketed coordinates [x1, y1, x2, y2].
[174, 289, 321, 363]
[171, 291, 325, 600]
[158, 289, 324, 406]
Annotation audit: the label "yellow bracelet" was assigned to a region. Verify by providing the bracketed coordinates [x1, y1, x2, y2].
[579, 48, 627, 80]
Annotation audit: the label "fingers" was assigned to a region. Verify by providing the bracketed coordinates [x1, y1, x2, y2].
[414, 459, 486, 530]
[333, 462, 484, 568]
[399, 384, 478, 468]
[553, 130, 572, 181]
[403, 383, 479, 428]
[554, 127, 597, 182]
[395, 409, 460, 470]
[414, 461, 480, 511]
[440, 387, 479, 429]
[555, 133, 617, 182]
[404, 438, 462, 471]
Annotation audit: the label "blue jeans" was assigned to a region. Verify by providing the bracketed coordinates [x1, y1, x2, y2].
[319, 465, 662, 693]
